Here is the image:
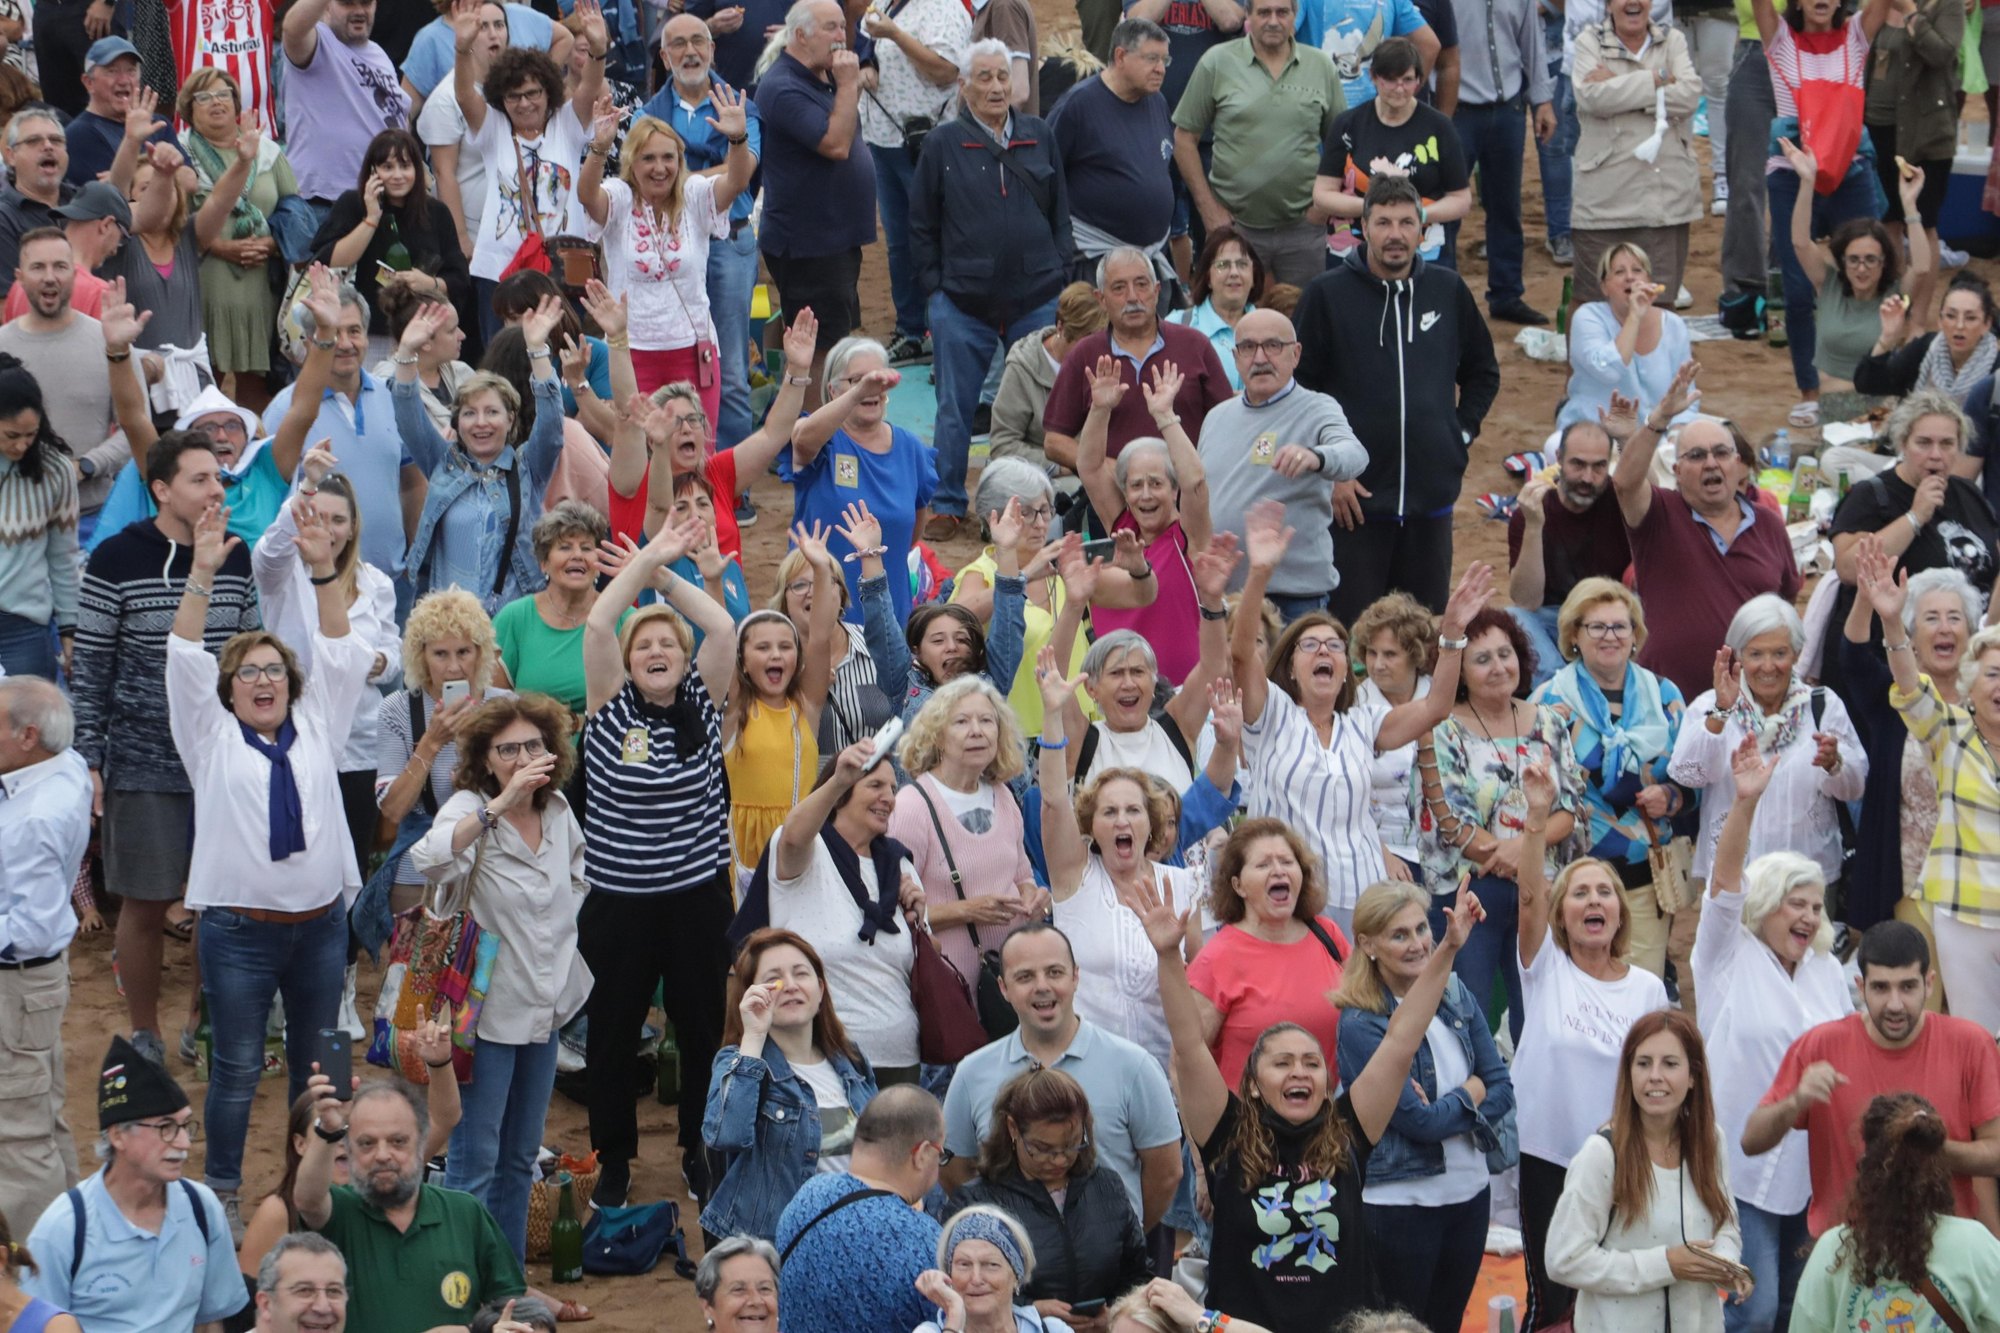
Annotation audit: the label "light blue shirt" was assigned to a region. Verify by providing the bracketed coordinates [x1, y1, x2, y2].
[402, 6, 556, 98]
[1558, 302, 1698, 431]
[262, 373, 413, 579]
[1174, 298, 1253, 390]
[21, 1170, 247, 1333]
[85, 443, 291, 554]
[0, 748, 89, 961]
[1297, 0, 1428, 105]
[1690, 492, 1760, 555]
[942, 1018, 1181, 1219]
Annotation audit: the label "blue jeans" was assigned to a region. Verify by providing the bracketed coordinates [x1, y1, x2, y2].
[1267, 590, 1330, 623]
[707, 221, 760, 449]
[474, 275, 503, 346]
[0, 610, 57, 679]
[1726, 1198, 1810, 1333]
[1367, 1188, 1492, 1333]
[1764, 165, 1880, 392]
[199, 898, 348, 1193]
[1508, 605, 1564, 688]
[1454, 97, 1529, 307]
[1432, 874, 1524, 1042]
[445, 1031, 563, 1263]
[869, 143, 927, 340]
[929, 290, 1058, 516]
[1539, 76, 1579, 242]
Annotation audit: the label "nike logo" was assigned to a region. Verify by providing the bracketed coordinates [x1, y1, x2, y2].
[1420, 311, 1440, 332]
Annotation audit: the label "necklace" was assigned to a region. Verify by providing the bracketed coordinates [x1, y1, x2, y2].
[1467, 698, 1529, 789]
[540, 589, 589, 626]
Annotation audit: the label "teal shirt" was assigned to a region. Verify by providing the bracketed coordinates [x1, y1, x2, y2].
[85, 441, 291, 551]
[1175, 298, 1254, 390]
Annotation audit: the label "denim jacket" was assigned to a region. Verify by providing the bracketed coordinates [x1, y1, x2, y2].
[395, 374, 565, 616]
[1334, 973, 1514, 1185]
[699, 1042, 877, 1241]
[860, 569, 1027, 726]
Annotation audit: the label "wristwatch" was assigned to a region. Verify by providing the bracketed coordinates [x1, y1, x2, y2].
[1438, 634, 1468, 651]
[313, 1122, 348, 1143]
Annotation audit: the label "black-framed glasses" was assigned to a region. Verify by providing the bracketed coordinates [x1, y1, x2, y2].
[234, 662, 290, 683]
[1235, 338, 1297, 359]
[493, 738, 548, 761]
[1017, 1131, 1090, 1161]
[1580, 621, 1634, 641]
[130, 1116, 201, 1142]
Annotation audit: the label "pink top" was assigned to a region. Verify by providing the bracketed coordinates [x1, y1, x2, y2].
[889, 774, 1039, 981]
[1092, 515, 1201, 684]
[1187, 918, 1349, 1089]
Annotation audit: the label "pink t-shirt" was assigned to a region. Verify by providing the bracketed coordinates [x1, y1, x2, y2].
[1187, 918, 1350, 1088]
[888, 774, 1038, 983]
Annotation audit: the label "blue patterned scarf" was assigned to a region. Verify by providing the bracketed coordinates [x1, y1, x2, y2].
[1543, 660, 1671, 781]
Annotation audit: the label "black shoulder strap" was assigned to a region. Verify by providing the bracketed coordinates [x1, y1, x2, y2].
[183, 1179, 211, 1247]
[69, 1181, 209, 1282]
[1074, 725, 1100, 784]
[1809, 687, 1826, 731]
[1305, 916, 1345, 964]
[971, 130, 1055, 226]
[779, 1187, 895, 1265]
[409, 690, 439, 817]
[1157, 711, 1194, 771]
[493, 462, 523, 602]
[913, 779, 981, 951]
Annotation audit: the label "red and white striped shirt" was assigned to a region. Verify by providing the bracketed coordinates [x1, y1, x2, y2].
[1762, 18, 1870, 172]
[166, 0, 279, 132]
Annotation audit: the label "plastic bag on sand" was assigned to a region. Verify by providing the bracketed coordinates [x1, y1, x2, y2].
[1515, 328, 1567, 361]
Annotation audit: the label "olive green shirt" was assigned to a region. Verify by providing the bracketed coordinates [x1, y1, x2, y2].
[1172, 38, 1346, 229]
[312, 1185, 526, 1333]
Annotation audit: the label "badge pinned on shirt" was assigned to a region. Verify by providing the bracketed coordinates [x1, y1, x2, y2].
[1250, 433, 1278, 466]
[622, 726, 650, 764]
[835, 454, 860, 488]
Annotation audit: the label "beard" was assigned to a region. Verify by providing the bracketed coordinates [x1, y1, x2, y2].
[358, 1162, 420, 1209]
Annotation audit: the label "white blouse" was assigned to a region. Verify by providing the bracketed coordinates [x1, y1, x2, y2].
[1055, 856, 1200, 1069]
[167, 629, 375, 912]
[584, 175, 727, 352]
[1667, 686, 1867, 884]
[1241, 685, 1387, 912]
[1691, 885, 1853, 1218]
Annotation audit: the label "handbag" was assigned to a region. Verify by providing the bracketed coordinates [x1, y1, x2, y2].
[1640, 813, 1693, 915]
[909, 920, 989, 1065]
[388, 846, 498, 1085]
[912, 780, 1019, 1039]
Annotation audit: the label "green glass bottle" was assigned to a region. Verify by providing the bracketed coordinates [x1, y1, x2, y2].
[549, 1172, 584, 1283]
[1766, 268, 1787, 349]
[1556, 274, 1573, 336]
[655, 1024, 681, 1106]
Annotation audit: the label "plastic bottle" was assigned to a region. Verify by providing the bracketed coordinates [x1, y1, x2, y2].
[1769, 428, 1791, 470]
[550, 1172, 584, 1283]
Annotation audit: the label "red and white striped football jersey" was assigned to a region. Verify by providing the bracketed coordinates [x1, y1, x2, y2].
[166, 0, 278, 131]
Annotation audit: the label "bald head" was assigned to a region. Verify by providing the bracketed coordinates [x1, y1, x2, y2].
[1235, 308, 1299, 403]
[1672, 418, 1740, 517]
[662, 13, 715, 90]
[0, 674, 72, 773]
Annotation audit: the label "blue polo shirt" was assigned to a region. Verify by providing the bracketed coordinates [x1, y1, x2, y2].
[752, 51, 877, 257]
[641, 76, 763, 225]
[21, 1171, 247, 1333]
[401, 6, 556, 98]
[262, 372, 414, 579]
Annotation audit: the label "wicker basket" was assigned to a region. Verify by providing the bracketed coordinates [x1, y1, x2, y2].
[526, 1156, 601, 1261]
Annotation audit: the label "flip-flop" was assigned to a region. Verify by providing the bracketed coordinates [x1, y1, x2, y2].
[1503, 450, 1550, 479]
[1475, 493, 1519, 521]
[1787, 401, 1820, 429]
[555, 1301, 593, 1322]
[163, 915, 194, 943]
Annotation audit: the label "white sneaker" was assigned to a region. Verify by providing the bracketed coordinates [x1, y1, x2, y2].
[339, 964, 365, 1040]
[1675, 285, 1693, 309]
[1711, 179, 1730, 216]
[1941, 243, 1971, 268]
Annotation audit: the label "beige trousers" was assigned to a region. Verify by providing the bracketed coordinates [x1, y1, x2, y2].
[0, 960, 80, 1232]
[1625, 880, 1707, 1019]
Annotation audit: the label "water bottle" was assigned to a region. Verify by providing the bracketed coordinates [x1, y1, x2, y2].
[550, 1172, 585, 1283]
[1769, 428, 1791, 470]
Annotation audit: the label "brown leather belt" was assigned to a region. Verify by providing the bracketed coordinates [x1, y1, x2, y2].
[229, 904, 335, 925]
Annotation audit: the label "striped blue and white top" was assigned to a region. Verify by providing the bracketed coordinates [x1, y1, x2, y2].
[582, 676, 729, 895]
[1241, 686, 1389, 914]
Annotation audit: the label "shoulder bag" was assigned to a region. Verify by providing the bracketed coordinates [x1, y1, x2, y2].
[913, 779, 1020, 1039]
[1640, 811, 1693, 915]
[1917, 1276, 1973, 1333]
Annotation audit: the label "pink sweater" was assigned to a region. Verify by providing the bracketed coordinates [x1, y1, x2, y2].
[889, 774, 1039, 981]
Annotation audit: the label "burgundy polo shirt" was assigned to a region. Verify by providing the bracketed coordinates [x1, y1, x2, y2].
[1041, 322, 1234, 457]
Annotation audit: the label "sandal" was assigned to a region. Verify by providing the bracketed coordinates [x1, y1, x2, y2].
[555, 1301, 593, 1322]
[163, 914, 194, 943]
[1787, 401, 1821, 429]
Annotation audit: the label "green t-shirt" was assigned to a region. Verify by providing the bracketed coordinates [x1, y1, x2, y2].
[312, 1185, 525, 1333]
[1793, 1217, 2000, 1333]
[1171, 39, 1345, 229]
[493, 595, 632, 713]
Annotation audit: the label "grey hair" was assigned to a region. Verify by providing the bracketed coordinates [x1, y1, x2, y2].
[351, 1080, 430, 1147]
[1336, 1314, 1434, 1333]
[1904, 565, 1986, 636]
[256, 1233, 346, 1296]
[973, 455, 1054, 522]
[961, 37, 1012, 75]
[93, 1131, 115, 1162]
[1886, 387, 1973, 457]
[1741, 851, 1835, 956]
[1110, 15, 1168, 54]
[1112, 436, 1177, 492]
[695, 1236, 781, 1302]
[0, 674, 74, 753]
[1724, 593, 1805, 657]
[5, 108, 62, 150]
[304, 283, 367, 335]
[757, 0, 824, 76]
[824, 335, 891, 390]
[1095, 246, 1155, 290]
[1082, 628, 1157, 680]
[934, 1203, 1038, 1284]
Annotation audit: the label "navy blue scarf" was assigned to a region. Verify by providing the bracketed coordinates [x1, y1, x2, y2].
[239, 717, 307, 861]
[728, 824, 909, 949]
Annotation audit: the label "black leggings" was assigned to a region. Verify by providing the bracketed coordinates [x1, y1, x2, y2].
[338, 770, 379, 966]
[1521, 1152, 1576, 1330]
[577, 874, 734, 1167]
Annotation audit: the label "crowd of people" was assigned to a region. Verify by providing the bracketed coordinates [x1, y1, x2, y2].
[5, 0, 2000, 1329]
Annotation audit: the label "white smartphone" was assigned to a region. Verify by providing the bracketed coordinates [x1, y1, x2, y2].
[869, 716, 904, 763]
[441, 679, 471, 706]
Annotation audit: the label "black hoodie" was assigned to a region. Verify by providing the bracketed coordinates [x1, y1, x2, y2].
[1293, 245, 1500, 519]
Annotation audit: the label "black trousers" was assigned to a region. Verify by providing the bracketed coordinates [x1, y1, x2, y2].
[32, 0, 96, 119]
[1520, 1152, 1576, 1330]
[1328, 512, 1455, 627]
[338, 770, 378, 966]
[577, 874, 734, 1167]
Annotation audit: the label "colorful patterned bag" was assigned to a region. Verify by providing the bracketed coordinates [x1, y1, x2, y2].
[385, 844, 496, 1085]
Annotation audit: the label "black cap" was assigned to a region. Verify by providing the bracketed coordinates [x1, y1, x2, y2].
[99, 1034, 189, 1129]
[54, 181, 133, 231]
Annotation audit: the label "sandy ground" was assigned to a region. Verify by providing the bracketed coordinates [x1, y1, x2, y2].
[52, 53, 2000, 1333]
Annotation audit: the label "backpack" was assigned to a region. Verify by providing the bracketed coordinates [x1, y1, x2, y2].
[68, 1179, 211, 1280]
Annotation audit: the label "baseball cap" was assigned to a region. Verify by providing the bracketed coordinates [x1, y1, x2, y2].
[54, 180, 134, 231]
[84, 36, 141, 71]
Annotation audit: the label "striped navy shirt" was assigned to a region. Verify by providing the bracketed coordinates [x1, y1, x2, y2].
[1241, 686, 1388, 914]
[583, 676, 729, 894]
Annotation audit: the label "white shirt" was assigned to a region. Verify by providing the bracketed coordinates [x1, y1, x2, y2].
[1242, 685, 1387, 911]
[1692, 885, 1853, 1217]
[582, 175, 728, 352]
[1514, 930, 1669, 1166]
[1055, 856, 1199, 1068]
[412, 788, 594, 1045]
[251, 492, 402, 772]
[1085, 718, 1193, 793]
[0, 747, 89, 960]
[465, 103, 591, 281]
[1358, 674, 1429, 860]
[858, 0, 971, 150]
[1667, 687, 1868, 884]
[167, 629, 374, 912]
[1363, 1012, 1490, 1206]
[417, 83, 488, 238]
[771, 838, 921, 1068]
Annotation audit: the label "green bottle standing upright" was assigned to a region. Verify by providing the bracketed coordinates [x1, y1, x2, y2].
[1556, 274, 1573, 336]
[1767, 268, 1787, 348]
[550, 1172, 584, 1283]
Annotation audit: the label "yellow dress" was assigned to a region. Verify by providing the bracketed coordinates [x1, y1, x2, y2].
[951, 548, 1094, 734]
[726, 698, 819, 881]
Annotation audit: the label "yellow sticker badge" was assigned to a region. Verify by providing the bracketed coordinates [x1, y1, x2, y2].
[835, 454, 860, 488]
[621, 726, 650, 765]
[440, 1271, 472, 1309]
[1249, 432, 1278, 466]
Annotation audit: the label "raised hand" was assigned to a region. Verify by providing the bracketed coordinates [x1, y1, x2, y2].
[782, 306, 818, 373]
[574, 0, 610, 53]
[304, 263, 349, 344]
[1190, 531, 1241, 603]
[595, 532, 639, 580]
[1243, 499, 1294, 572]
[639, 512, 700, 568]
[1034, 642, 1086, 717]
[835, 500, 881, 554]
[1598, 389, 1640, 443]
[1777, 136, 1817, 182]
[396, 302, 456, 357]
[411, 1003, 454, 1067]
[235, 108, 261, 163]
[831, 736, 877, 783]
[692, 526, 726, 581]
[1439, 873, 1485, 951]
[490, 749, 558, 813]
[450, 0, 483, 50]
[1655, 359, 1701, 422]
[559, 334, 593, 389]
[988, 494, 1026, 553]
[791, 519, 835, 569]
[1117, 848, 1193, 957]
[1811, 731, 1841, 772]
[1522, 759, 1556, 822]
[738, 976, 776, 1039]
[578, 278, 627, 340]
[305, 1069, 355, 1136]
[98, 276, 151, 350]
[123, 86, 159, 143]
[144, 139, 185, 176]
[590, 93, 620, 151]
[1711, 647, 1742, 712]
[1878, 294, 1909, 347]
[1854, 532, 1909, 622]
[704, 81, 748, 140]
[1111, 526, 1149, 578]
[1439, 561, 1493, 642]
[1208, 678, 1244, 749]
[292, 498, 337, 573]
[1057, 539, 1100, 606]
[1729, 732, 1774, 801]
[191, 502, 238, 578]
[1899, 163, 1927, 211]
[1023, 532, 1074, 583]
[1143, 360, 1184, 424]
[1085, 354, 1127, 413]
[519, 293, 567, 351]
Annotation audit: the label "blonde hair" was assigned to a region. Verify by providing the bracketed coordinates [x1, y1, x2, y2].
[897, 675, 1028, 784]
[1557, 577, 1650, 661]
[1546, 857, 1634, 961]
[618, 604, 695, 673]
[1074, 767, 1179, 861]
[402, 588, 498, 695]
[1597, 240, 1651, 283]
[618, 116, 692, 230]
[1331, 881, 1434, 1014]
[452, 372, 523, 446]
[767, 547, 850, 617]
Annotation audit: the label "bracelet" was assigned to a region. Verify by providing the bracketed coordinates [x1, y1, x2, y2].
[1132, 561, 1155, 579]
[1887, 640, 1916, 653]
[1038, 736, 1068, 750]
[477, 804, 500, 830]
[310, 570, 340, 586]
[313, 337, 338, 350]
[359, 217, 378, 229]
[1198, 602, 1228, 621]
[1153, 416, 1179, 431]
[727, 134, 749, 145]
[528, 345, 552, 359]
[424, 1057, 454, 1068]
[1195, 1313, 1230, 1333]
[1438, 633, 1468, 651]
[786, 374, 814, 386]
[1906, 511, 1925, 535]
[185, 579, 213, 598]
[313, 1122, 348, 1143]
[299, 484, 319, 497]
[1643, 418, 1669, 434]
[605, 333, 630, 350]
[843, 546, 888, 562]
[588, 143, 612, 157]
[105, 348, 131, 363]
[392, 352, 420, 365]
[588, 49, 607, 59]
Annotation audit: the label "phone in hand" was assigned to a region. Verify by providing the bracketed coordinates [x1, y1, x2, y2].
[441, 679, 471, 706]
[317, 1029, 353, 1100]
[1079, 537, 1118, 564]
[1067, 1299, 1107, 1319]
[869, 716, 904, 764]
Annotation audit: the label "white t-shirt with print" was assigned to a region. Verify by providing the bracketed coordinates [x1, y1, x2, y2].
[465, 102, 590, 280]
[584, 175, 728, 352]
[792, 1055, 857, 1174]
[1513, 930, 1668, 1167]
[770, 838, 921, 1069]
[858, 0, 972, 150]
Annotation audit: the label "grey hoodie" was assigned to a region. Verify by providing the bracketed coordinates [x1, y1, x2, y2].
[988, 326, 1063, 476]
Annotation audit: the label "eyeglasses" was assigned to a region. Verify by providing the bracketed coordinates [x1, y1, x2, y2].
[1580, 621, 1633, 641]
[664, 33, 711, 49]
[1677, 447, 1732, 464]
[1212, 256, 1255, 273]
[1127, 49, 1172, 66]
[1017, 1131, 1090, 1161]
[282, 1284, 348, 1303]
[1016, 504, 1054, 523]
[503, 88, 547, 104]
[1844, 253, 1884, 268]
[1294, 635, 1345, 656]
[129, 1117, 200, 1142]
[233, 662, 290, 683]
[1235, 338, 1297, 358]
[189, 89, 235, 106]
[492, 738, 548, 761]
[920, 1141, 956, 1165]
[785, 577, 815, 595]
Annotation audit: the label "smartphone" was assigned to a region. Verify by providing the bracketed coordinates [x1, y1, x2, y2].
[869, 716, 904, 764]
[317, 1029, 353, 1100]
[1080, 537, 1118, 564]
[1067, 1300, 1107, 1319]
[441, 679, 471, 706]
